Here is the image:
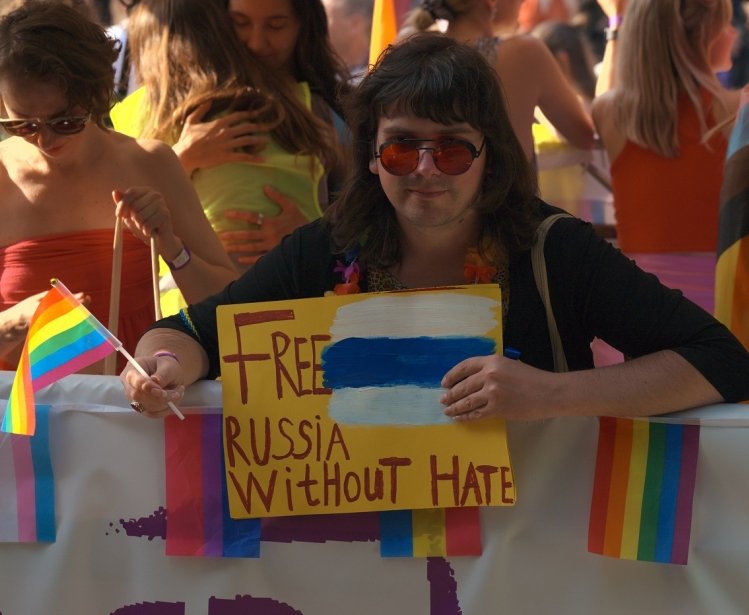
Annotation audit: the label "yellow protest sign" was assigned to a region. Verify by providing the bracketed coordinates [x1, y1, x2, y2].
[217, 285, 515, 518]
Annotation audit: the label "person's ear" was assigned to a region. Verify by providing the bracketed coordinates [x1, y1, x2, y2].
[369, 141, 380, 175]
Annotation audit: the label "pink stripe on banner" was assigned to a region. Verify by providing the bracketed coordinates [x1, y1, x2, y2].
[33, 342, 113, 391]
[671, 424, 700, 565]
[202, 415, 223, 557]
[630, 253, 716, 314]
[445, 507, 482, 556]
[165, 415, 205, 556]
[11, 435, 36, 542]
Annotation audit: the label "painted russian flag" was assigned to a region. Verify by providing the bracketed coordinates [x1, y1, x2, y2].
[322, 292, 500, 426]
[380, 507, 482, 557]
[164, 413, 260, 557]
[588, 417, 700, 565]
[0, 405, 55, 542]
[2, 279, 120, 436]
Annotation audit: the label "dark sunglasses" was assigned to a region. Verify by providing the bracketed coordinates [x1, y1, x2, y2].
[0, 114, 91, 138]
[375, 138, 486, 176]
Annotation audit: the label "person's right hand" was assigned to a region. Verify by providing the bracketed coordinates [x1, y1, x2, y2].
[1, 290, 89, 354]
[172, 101, 276, 175]
[120, 354, 185, 418]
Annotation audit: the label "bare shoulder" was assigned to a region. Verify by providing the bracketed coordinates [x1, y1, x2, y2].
[591, 90, 616, 125]
[108, 131, 183, 175]
[498, 34, 552, 65]
[110, 131, 176, 161]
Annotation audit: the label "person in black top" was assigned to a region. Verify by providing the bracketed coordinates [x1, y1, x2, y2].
[120, 34, 749, 421]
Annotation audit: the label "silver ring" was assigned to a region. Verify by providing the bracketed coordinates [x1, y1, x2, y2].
[256, 212, 264, 226]
[130, 400, 145, 414]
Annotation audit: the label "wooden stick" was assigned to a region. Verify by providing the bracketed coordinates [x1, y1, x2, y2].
[104, 216, 123, 376]
[150, 236, 162, 321]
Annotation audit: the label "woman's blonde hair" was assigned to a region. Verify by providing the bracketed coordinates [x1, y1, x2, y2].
[128, 0, 337, 166]
[613, 0, 732, 157]
[401, 0, 471, 32]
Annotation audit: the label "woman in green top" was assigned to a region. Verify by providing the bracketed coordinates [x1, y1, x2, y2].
[111, 0, 342, 278]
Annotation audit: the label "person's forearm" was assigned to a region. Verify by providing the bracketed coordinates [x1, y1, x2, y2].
[555, 350, 722, 418]
[169, 257, 237, 304]
[134, 328, 210, 387]
[595, 38, 617, 97]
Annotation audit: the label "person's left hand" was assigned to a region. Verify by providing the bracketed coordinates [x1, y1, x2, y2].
[113, 187, 174, 244]
[173, 101, 274, 175]
[440, 355, 561, 421]
[120, 354, 186, 418]
[218, 185, 308, 266]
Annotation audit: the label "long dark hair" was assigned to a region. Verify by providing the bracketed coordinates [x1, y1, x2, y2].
[129, 0, 336, 166]
[289, 0, 351, 117]
[326, 33, 539, 267]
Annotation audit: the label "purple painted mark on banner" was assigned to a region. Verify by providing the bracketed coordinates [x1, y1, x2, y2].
[209, 595, 303, 614]
[119, 507, 167, 540]
[261, 512, 379, 543]
[428, 557, 462, 615]
[110, 602, 184, 615]
[114, 510, 463, 613]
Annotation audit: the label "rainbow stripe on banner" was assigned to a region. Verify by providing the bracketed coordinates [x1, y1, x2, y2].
[2, 279, 120, 436]
[164, 413, 260, 557]
[0, 406, 55, 542]
[380, 507, 482, 557]
[588, 417, 700, 565]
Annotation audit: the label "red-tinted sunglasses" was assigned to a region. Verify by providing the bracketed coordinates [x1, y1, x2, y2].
[375, 138, 486, 176]
[0, 114, 90, 138]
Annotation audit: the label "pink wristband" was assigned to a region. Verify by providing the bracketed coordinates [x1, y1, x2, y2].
[608, 14, 623, 29]
[153, 351, 180, 364]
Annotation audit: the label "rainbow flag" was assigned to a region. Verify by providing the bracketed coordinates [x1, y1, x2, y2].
[1, 279, 120, 436]
[380, 507, 482, 557]
[164, 413, 261, 557]
[715, 89, 749, 350]
[0, 406, 55, 542]
[369, 0, 398, 66]
[588, 417, 700, 565]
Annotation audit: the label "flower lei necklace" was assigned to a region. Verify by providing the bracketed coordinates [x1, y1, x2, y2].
[330, 244, 497, 295]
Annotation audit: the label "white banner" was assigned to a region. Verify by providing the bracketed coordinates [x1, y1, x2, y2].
[1, 373, 748, 614]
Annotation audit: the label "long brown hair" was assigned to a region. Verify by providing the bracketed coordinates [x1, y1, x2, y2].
[326, 34, 539, 267]
[287, 0, 352, 118]
[129, 0, 336, 166]
[0, 0, 118, 127]
[613, 0, 733, 157]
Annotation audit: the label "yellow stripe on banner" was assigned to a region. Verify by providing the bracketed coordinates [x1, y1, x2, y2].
[27, 306, 88, 353]
[715, 242, 740, 325]
[413, 508, 446, 557]
[369, 0, 397, 66]
[619, 419, 650, 559]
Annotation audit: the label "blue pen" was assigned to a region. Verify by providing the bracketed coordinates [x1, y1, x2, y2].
[503, 346, 521, 361]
